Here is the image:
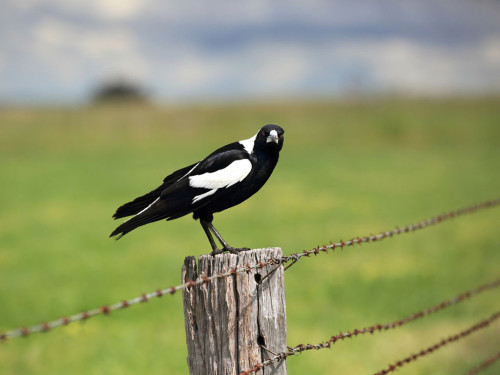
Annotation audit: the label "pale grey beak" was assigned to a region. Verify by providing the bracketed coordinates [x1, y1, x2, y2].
[267, 130, 279, 144]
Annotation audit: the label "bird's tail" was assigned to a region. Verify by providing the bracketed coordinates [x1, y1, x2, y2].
[112, 162, 198, 219]
[110, 201, 167, 239]
[112, 186, 164, 219]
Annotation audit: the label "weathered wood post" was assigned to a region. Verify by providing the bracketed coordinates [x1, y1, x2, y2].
[182, 248, 287, 375]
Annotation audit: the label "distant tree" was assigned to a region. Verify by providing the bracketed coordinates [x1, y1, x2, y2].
[92, 79, 148, 103]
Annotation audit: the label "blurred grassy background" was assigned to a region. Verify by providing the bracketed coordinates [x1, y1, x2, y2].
[0, 97, 499, 374]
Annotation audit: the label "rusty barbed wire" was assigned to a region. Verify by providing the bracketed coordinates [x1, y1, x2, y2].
[239, 278, 500, 375]
[282, 198, 500, 265]
[1, 198, 499, 342]
[465, 350, 500, 375]
[373, 311, 500, 375]
[0, 256, 282, 342]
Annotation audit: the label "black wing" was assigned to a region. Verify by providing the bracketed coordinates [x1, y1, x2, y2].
[112, 161, 198, 219]
[110, 145, 250, 239]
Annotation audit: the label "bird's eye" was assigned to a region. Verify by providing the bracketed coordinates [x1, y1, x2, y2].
[261, 130, 266, 136]
[279, 133, 284, 138]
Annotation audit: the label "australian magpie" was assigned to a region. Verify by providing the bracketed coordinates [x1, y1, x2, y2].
[110, 124, 285, 255]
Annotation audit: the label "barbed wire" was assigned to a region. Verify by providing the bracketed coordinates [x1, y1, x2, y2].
[465, 351, 500, 375]
[282, 198, 500, 267]
[373, 311, 500, 375]
[1, 198, 498, 342]
[0, 257, 282, 341]
[239, 278, 500, 375]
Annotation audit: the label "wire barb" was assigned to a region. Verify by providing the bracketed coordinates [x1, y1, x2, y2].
[257, 262, 281, 284]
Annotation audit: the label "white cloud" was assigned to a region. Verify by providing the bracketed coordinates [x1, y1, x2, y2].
[10, 0, 145, 20]
[234, 44, 310, 93]
[483, 36, 500, 64]
[91, 0, 144, 21]
[143, 42, 312, 101]
[330, 38, 500, 94]
[31, 18, 148, 83]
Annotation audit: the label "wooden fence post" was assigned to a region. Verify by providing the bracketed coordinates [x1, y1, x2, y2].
[182, 248, 287, 375]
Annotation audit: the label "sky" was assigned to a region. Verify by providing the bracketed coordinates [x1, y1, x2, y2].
[1, 0, 500, 104]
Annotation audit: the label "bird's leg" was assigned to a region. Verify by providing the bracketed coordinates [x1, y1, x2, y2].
[206, 221, 250, 254]
[200, 219, 223, 255]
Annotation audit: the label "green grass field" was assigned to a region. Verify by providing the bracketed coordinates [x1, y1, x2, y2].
[1, 98, 499, 374]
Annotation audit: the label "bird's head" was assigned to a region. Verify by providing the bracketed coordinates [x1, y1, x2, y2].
[255, 124, 285, 152]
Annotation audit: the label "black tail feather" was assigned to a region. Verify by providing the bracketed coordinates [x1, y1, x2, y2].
[112, 161, 198, 219]
[112, 186, 164, 219]
[110, 209, 166, 239]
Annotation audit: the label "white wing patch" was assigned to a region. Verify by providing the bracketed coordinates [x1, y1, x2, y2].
[238, 133, 257, 155]
[189, 159, 252, 203]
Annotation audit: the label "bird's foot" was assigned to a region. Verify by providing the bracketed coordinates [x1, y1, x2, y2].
[209, 248, 224, 256]
[225, 246, 251, 254]
[209, 246, 251, 256]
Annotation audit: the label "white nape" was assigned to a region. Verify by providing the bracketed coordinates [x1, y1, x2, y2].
[239, 133, 257, 155]
[189, 159, 252, 203]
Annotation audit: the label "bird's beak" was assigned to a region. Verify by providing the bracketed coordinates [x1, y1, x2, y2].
[267, 130, 279, 144]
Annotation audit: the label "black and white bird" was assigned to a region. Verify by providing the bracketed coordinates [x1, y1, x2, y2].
[110, 124, 285, 255]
